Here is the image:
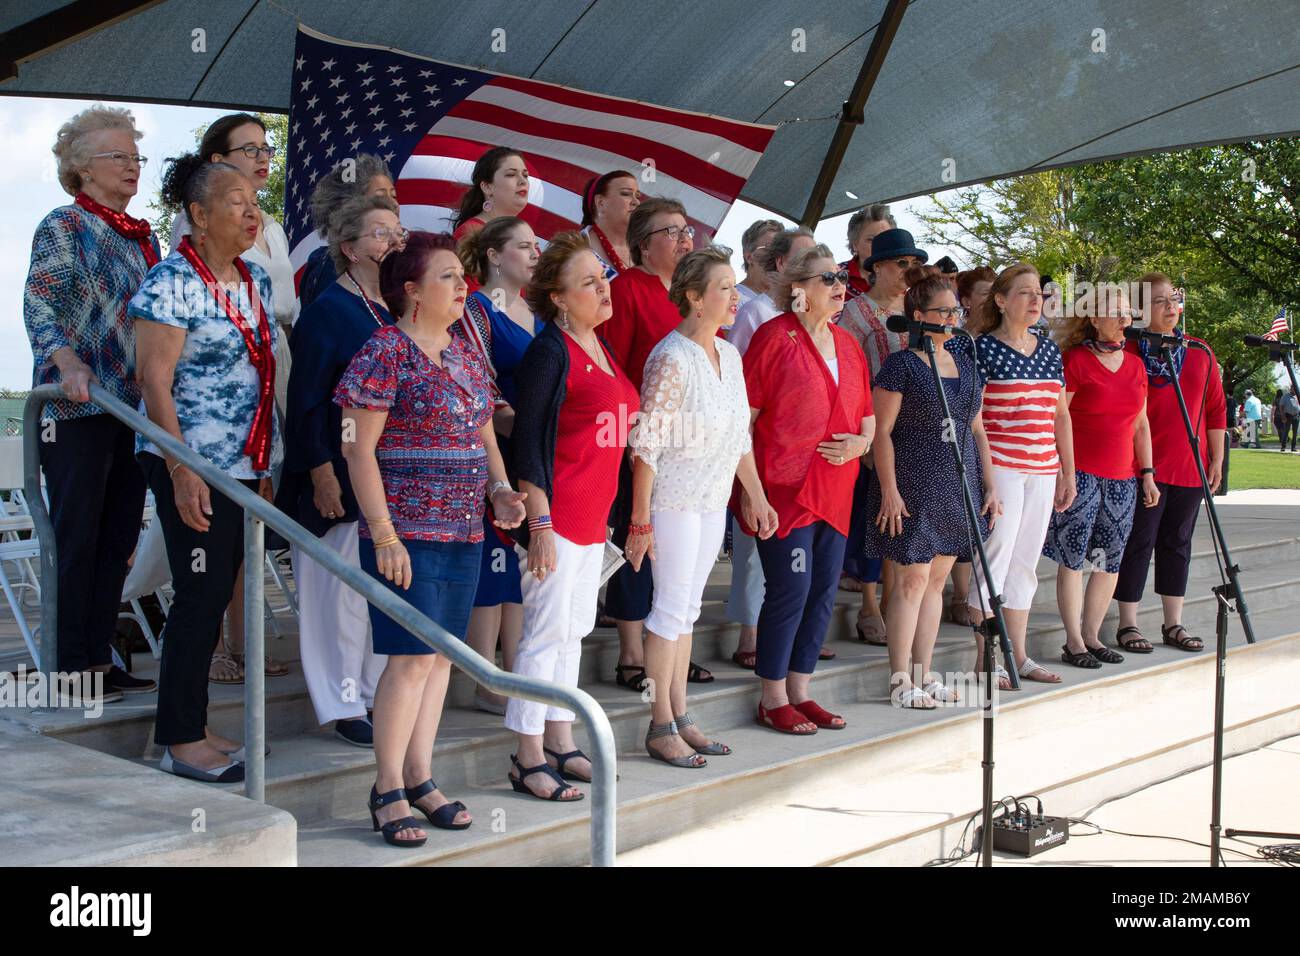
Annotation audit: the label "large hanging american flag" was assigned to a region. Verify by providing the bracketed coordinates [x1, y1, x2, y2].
[1263, 306, 1289, 341]
[283, 27, 775, 275]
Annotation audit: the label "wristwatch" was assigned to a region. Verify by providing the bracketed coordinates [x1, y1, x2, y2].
[1139, 467, 1156, 477]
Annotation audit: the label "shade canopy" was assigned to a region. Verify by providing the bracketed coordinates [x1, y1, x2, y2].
[3, 0, 1297, 222]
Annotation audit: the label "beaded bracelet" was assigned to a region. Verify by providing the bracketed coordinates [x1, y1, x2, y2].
[628, 523, 653, 537]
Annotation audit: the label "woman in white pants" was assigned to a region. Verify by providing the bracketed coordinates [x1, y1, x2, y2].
[959, 263, 1076, 688]
[625, 247, 778, 766]
[506, 233, 640, 801]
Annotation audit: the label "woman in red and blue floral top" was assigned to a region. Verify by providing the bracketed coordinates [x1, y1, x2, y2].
[336, 231, 526, 848]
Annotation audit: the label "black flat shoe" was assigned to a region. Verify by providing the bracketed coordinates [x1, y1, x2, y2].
[687, 660, 714, 684]
[614, 664, 648, 692]
[1085, 643, 1124, 664]
[1061, 645, 1102, 669]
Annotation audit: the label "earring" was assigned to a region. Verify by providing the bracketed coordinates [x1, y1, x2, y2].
[695, 309, 702, 319]
[558, 309, 570, 330]
[412, 302, 420, 324]
[482, 198, 493, 213]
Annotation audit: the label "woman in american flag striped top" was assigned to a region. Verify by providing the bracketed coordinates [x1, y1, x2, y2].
[956, 263, 1077, 689]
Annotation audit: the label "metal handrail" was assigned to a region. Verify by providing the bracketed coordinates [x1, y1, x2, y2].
[23, 383, 617, 866]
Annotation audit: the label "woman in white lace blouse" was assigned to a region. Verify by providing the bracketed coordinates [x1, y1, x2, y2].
[625, 247, 778, 767]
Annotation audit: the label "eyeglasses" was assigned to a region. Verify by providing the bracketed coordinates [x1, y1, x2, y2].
[923, 306, 968, 320]
[224, 144, 277, 160]
[649, 225, 695, 243]
[798, 269, 850, 287]
[361, 227, 409, 244]
[882, 257, 919, 269]
[1148, 295, 1183, 309]
[89, 151, 147, 168]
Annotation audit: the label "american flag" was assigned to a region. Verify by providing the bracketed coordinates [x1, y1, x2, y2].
[1264, 306, 1289, 341]
[283, 27, 775, 275]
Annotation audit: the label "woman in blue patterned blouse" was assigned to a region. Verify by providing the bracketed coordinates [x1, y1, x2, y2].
[23, 105, 160, 700]
[132, 153, 283, 783]
[336, 231, 526, 848]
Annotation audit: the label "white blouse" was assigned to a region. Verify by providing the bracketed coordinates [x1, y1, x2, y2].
[170, 210, 301, 329]
[631, 331, 753, 514]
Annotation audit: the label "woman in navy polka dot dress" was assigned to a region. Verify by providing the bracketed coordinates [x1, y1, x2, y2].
[866, 267, 1000, 709]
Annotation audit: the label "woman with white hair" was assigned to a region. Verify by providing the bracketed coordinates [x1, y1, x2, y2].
[23, 104, 160, 700]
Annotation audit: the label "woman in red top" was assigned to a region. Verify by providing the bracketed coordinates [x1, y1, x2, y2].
[1114, 273, 1226, 653]
[450, 146, 530, 243]
[600, 196, 702, 690]
[741, 245, 876, 734]
[506, 232, 639, 801]
[1043, 288, 1159, 669]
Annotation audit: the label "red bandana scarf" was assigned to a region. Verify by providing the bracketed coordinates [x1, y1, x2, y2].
[74, 192, 159, 268]
[176, 235, 276, 471]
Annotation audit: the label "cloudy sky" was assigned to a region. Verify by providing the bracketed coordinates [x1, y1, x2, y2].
[0, 95, 959, 390]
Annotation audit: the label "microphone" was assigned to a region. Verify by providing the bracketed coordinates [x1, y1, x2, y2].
[886, 314, 952, 336]
[1243, 334, 1297, 352]
[1123, 326, 1182, 347]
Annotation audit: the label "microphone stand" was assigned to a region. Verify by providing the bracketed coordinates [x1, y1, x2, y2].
[917, 330, 1016, 867]
[1151, 336, 1258, 865]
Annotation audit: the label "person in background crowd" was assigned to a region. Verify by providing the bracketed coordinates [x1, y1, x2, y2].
[277, 194, 404, 747]
[336, 231, 525, 846]
[724, 226, 816, 670]
[132, 153, 282, 781]
[960, 262, 1075, 689]
[1280, 387, 1300, 452]
[168, 112, 295, 684]
[625, 247, 777, 767]
[868, 266, 998, 709]
[451, 146, 530, 242]
[836, 228, 928, 644]
[581, 170, 640, 280]
[934, 255, 960, 293]
[1044, 287, 1158, 668]
[1242, 388, 1262, 447]
[455, 216, 540, 715]
[601, 197, 713, 690]
[24, 104, 160, 702]
[299, 154, 398, 309]
[733, 218, 783, 310]
[742, 244, 875, 734]
[840, 203, 896, 301]
[1114, 272, 1225, 655]
[507, 232, 638, 800]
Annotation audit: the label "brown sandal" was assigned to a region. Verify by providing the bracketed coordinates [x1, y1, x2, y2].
[231, 651, 291, 677]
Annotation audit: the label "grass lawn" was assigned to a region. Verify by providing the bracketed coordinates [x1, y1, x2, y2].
[1227, 432, 1300, 490]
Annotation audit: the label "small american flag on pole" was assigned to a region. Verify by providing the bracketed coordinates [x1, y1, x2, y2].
[283, 26, 775, 274]
[1264, 306, 1289, 341]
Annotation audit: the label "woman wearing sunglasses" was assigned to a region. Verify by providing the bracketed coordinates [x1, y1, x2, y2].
[742, 245, 875, 734]
[868, 266, 1000, 708]
[165, 112, 297, 685]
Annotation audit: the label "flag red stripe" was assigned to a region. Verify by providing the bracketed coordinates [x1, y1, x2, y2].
[408, 135, 604, 197]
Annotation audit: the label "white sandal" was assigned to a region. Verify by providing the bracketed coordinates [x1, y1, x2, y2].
[1018, 657, 1061, 683]
[922, 680, 958, 702]
[896, 686, 937, 710]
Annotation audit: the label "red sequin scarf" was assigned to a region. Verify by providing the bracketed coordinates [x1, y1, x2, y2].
[75, 192, 159, 268]
[591, 223, 630, 273]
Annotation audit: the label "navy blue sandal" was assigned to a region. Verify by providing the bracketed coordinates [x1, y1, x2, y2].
[543, 746, 592, 782]
[368, 784, 427, 848]
[405, 778, 471, 830]
[509, 754, 584, 801]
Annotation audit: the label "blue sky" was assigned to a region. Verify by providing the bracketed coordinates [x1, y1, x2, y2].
[0, 95, 958, 390]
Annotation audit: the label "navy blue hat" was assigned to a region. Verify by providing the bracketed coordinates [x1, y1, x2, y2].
[863, 228, 929, 268]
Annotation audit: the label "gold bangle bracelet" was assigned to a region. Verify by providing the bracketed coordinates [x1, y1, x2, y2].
[372, 534, 401, 548]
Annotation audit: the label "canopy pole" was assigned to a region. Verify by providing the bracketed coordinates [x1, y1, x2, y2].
[798, 0, 908, 229]
[0, 0, 164, 82]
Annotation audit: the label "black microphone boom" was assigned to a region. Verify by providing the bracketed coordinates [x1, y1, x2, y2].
[1242, 334, 1297, 351]
[1123, 325, 1182, 346]
[886, 313, 950, 336]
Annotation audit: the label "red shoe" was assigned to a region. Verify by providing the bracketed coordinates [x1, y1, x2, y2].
[793, 699, 846, 730]
[756, 702, 818, 735]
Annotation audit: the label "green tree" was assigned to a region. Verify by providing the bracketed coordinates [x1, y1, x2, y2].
[148, 112, 289, 249]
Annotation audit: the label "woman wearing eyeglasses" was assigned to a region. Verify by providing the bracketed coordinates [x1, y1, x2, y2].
[959, 263, 1076, 688]
[837, 229, 928, 646]
[743, 245, 875, 734]
[601, 197, 711, 693]
[1044, 288, 1158, 668]
[868, 266, 999, 709]
[277, 195, 405, 747]
[169, 112, 296, 685]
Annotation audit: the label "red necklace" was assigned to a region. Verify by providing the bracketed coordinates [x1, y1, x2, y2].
[176, 236, 276, 471]
[75, 192, 159, 268]
[591, 223, 629, 273]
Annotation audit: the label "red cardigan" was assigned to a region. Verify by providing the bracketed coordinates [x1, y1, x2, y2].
[736, 312, 873, 537]
[1125, 337, 1226, 487]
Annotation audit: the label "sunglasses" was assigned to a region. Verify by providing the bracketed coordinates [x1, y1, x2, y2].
[799, 269, 850, 287]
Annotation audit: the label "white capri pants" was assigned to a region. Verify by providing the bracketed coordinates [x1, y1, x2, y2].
[725, 512, 765, 627]
[505, 532, 603, 736]
[291, 522, 384, 725]
[647, 510, 726, 640]
[968, 466, 1056, 612]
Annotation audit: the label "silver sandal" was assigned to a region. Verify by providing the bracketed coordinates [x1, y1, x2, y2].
[645, 720, 707, 768]
[675, 711, 731, 756]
